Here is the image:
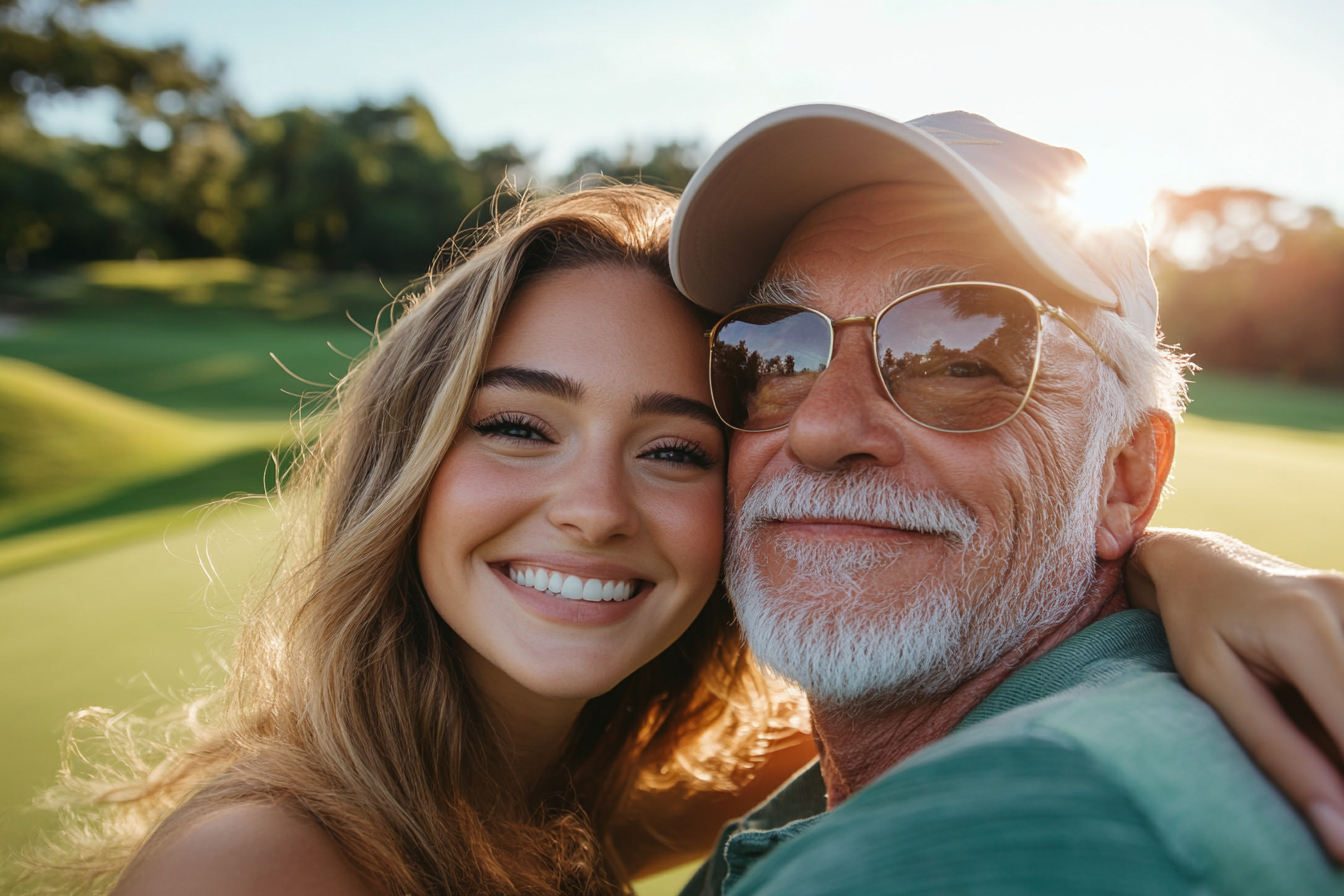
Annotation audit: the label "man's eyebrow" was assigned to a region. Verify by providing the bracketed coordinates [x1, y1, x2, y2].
[886, 264, 984, 298]
[631, 391, 721, 428]
[478, 366, 584, 402]
[742, 273, 819, 309]
[744, 266, 986, 310]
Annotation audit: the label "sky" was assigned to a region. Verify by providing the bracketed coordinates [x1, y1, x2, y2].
[34, 0, 1344, 225]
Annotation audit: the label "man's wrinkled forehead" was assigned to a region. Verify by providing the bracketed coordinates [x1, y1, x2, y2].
[761, 182, 1045, 310]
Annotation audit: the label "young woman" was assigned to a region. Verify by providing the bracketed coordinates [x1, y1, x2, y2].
[34, 185, 1344, 895]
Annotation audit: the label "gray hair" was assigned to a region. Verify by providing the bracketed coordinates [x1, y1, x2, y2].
[1081, 308, 1191, 453]
[1071, 223, 1192, 451]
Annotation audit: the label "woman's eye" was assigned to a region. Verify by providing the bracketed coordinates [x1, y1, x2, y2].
[470, 416, 551, 443]
[642, 440, 714, 468]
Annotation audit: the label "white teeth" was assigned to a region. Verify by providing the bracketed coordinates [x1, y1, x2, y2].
[506, 564, 638, 602]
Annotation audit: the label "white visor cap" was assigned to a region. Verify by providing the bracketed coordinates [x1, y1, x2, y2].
[670, 105, 1158, 338]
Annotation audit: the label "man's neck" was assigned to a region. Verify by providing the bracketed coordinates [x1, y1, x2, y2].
[810, 562, 1128, 809]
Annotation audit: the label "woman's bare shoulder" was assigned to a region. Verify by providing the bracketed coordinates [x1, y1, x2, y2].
[113, 802, 378, 896]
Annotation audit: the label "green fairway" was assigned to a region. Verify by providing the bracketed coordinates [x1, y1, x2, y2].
[0, 358, 291, 581]
[0, 505, 275, 880]
[1, 260, 402, 417]
[1183, 369, 1344, 433]
[0, 358, 285, 537]
[1153, 416, 1344, 570]
[1, 301, 373, 418]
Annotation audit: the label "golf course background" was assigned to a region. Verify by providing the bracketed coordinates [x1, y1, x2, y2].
[3, 261, 1344, 893]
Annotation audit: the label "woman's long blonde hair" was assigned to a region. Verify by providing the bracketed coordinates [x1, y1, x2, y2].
[29, 185, 777, 895]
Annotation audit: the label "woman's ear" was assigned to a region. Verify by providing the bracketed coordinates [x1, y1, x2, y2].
[1096, 410, 1177, 561]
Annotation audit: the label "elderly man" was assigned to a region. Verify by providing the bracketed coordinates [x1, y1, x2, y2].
[669, 106, 1342, 895]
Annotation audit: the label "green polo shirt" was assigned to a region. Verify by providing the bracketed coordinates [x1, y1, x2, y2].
[681, 610, 1343, 896]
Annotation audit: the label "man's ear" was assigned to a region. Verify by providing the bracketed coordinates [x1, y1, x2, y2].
[1096, 410, 1176, 561]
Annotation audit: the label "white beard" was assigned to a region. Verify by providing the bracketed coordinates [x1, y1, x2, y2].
[725, 458, 1105, 708]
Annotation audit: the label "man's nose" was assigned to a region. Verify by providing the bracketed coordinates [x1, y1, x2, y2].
[546, 443, 641, 544]
[784, 324, 908, 472]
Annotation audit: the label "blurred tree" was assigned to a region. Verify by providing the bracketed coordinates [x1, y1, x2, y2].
[468, 141, 531, 193]
[0, 0, 214, 124]
[461, 141, 531, 226]
[0, 0, 707, 275]
[563, 140, 701, 191]
[1, 0, 248, 267]
[1153, 188, 1344, 383]
[237, 98, 493, 273]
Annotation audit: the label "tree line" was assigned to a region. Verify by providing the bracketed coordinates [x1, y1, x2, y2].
[3, 0, 1343, 385]
[1151, 188, 1344, 385]
[0, 0, 699, 275]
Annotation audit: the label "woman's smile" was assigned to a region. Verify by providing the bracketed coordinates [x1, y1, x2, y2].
[500, 562, 641, 602]
[488, 560, 651, 627]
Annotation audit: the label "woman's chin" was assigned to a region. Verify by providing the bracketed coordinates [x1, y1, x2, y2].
[510, 662, 633, 703]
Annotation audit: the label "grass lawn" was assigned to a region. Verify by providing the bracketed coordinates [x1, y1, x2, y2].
[0, 299, 375, 418]
[0, 357, 286, 540]
[1181, 369, 1344, 433]
[0, 505, 275, 884]
[1, 259, 402, 417]
[1153, 416, 1344, 570]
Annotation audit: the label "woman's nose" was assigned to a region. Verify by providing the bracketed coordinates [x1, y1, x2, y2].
[546, 445, 640, 544]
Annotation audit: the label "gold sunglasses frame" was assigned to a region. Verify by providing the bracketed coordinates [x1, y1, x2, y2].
[706, 280, 1126, 435]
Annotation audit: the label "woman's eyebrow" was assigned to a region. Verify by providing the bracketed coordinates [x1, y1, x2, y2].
[478, 366, 583, 402]
[631, 392, 720, 428]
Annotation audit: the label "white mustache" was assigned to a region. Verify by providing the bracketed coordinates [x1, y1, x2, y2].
[734, 467, 979, 544]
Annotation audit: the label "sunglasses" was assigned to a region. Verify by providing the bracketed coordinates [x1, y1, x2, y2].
[707, 281, 1124, 434]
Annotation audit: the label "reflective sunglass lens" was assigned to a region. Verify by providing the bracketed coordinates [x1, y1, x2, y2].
[873, 285, 1040, 432]
[710, 307, 831, 431]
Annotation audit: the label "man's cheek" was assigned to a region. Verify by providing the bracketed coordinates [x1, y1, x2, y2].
[726, 431, 782, 509]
